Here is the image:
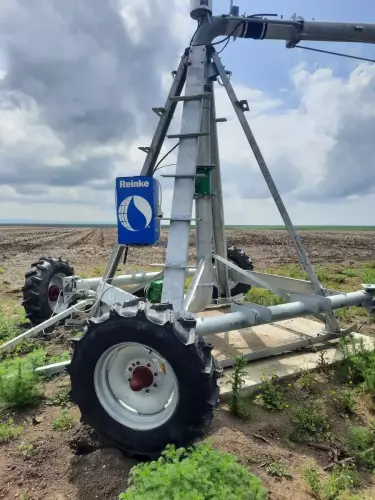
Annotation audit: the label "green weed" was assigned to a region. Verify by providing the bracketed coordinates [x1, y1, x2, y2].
[332, 388, 358, 414]
[46, 388, 71, 407]
[0, 418, 23, 443]
[0, 349, 46, 408]
[334, 335, 375, 391]
[245, 288, 285, 306]
[18, 441, 37, 460]
[0, 267, 4, 274]
[228, 355, 250, 419]
[345, 425, 375, 469]
[290, 403, 330, 442]
[254, 373, 287, 411]
[363, 268, 375, 284]
[304, 464, 360, 500]
[265, 461, 292, 478]
[119, 443, 268, 500]
[297, 368, 318, 391]
[52, 410, 75, 431]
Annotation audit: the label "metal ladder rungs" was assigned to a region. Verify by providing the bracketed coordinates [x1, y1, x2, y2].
[161, 174, 206, 178]
[160, 217, 202, 222]
[170, 93, 212, 102]
[196, 164, 216, 169]
[167, 132, 209, 139]
[216, 117, 228, 123]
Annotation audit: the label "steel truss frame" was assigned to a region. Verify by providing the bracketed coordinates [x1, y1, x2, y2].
[2, 7, 375, 375]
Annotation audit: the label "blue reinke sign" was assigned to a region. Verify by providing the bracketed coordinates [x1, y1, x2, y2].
[116, 176, 161, 245]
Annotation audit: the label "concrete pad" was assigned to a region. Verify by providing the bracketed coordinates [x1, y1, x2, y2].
[218, 332, 375, 401]
[197, 307, 375, 401]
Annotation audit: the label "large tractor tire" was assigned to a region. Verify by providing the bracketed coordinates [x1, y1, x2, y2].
[68, 302, 221, 458]
[213, 246, 254, 299]
[22, 257, 75, 325]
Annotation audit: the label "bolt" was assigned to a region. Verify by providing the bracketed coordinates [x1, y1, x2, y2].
[132, 363, 135, 367]
[154, 373, 158, 376]
[153, 384, 157, 388]
[129, 367, 132, 371]
[146, 389, 150, 393]
[136, 361, 140, 365]
[147, 363, 151, 367]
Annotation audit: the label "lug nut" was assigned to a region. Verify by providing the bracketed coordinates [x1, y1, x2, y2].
[129, 367, 132, 371]
[153, 384, 157, 388]
[146, 389, 150, 393]
[154, 373, 158, 376]
[136, 361, 140, 365]
[147, 363, 151, 367]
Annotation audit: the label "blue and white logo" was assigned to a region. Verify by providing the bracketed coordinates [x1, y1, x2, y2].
[118, 196, 152, 232]
[116, 176, 160, 246]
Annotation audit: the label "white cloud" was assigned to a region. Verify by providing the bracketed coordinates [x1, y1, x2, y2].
[0, 1, 375, 225]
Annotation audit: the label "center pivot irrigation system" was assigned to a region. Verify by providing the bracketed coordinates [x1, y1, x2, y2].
[3, 1, 375, 457]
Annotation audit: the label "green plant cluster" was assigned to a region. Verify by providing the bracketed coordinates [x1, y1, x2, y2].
[304, 464, 360, 500]
[52, 410, 75, 431]
[119, 444, 268, 500]
[345, 424, 375, 469]
[254, 374, 287, 411]
[0, 418, 23, 443]
[290, 403, 330, 442]
[0, 349, 46, 408]
[335, 336, 375, 395]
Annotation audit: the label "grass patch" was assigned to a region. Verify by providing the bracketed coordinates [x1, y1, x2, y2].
[246, 288, 285, 306]
[0, 418, 23, 443]
[119, 443, 268, 500]
[254, 373, 288, 411]
[290, 403, 330, 442]
[304, 463, 360, 500]
[331, 388, 358, 415]
[52, 410, 75, 431]
[345, 425, 375, 469]
[18, 441, 37, 460]
[0, 267, 5, 274]
[265, 461, 292, 478]
[0, 304, 28, 342]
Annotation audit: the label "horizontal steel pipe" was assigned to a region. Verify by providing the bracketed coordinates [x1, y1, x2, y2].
[196, 290, 374, 336]
[193, 16, 375, 46]
[80, 269, 197, 290]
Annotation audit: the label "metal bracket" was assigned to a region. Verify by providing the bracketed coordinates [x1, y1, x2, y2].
[152, 107, 166, 117]
[237, 100, 250, 112]
[138, 146, 151, 153]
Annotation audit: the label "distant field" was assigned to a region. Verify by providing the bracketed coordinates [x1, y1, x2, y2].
[1, 223, 375, 231]
[225, 225, 375, 231]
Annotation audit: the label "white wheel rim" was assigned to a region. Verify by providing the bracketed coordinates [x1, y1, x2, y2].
[94, 342, 179, 431]
[48, 273, 67, 313]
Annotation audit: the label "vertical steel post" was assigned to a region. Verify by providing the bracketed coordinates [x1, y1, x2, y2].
[212, 51, 341, 332]
[210, 83, 230, 297]
[161, 46, 208, 309]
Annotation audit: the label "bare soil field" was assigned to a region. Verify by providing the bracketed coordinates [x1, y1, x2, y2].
[1, 227, 375, 500]
[1, 226, 375, 278]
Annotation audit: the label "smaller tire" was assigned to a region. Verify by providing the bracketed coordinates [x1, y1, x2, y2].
[212, 246, 254, 299]
[22, 257, 74, 325]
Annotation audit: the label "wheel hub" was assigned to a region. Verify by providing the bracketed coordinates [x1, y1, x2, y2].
[129, 366, 153, 392]
[48, 284, 61, 302]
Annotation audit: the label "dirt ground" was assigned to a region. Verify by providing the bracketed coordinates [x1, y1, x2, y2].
[1, 227, 375, 499]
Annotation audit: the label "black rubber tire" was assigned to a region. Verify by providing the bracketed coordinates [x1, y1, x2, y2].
[212, 246, 254, 299]
[67, 305, 221, 458]
[22, 257, 75, 325]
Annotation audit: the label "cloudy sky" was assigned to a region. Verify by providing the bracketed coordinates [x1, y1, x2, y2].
[0, 0, 374, 225]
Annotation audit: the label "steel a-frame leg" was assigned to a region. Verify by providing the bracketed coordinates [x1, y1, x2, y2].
[211, 51, 341, 333]
[91, 50, 190, 314]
